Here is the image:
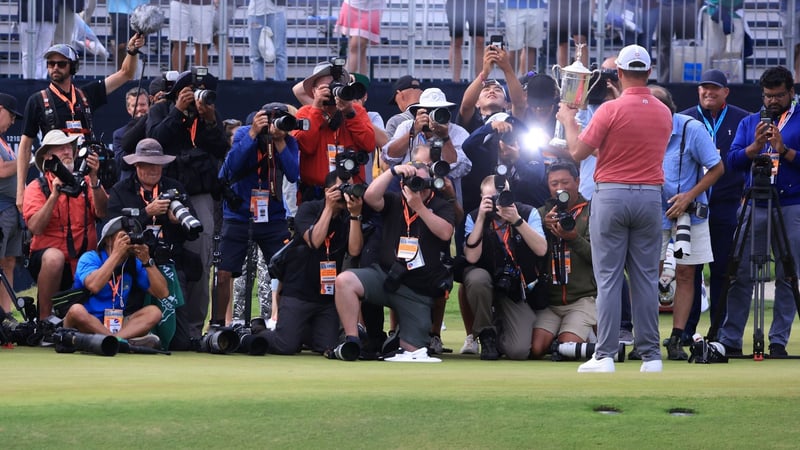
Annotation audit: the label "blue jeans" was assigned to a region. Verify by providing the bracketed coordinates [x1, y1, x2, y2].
[248, 12, 287, 81]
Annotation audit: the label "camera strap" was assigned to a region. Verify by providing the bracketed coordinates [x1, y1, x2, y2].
[676, 118, 692, 194]
[492, 221, 526, 287]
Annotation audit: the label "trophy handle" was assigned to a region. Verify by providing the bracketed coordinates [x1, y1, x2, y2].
[588, 69, 603, 94]
[551, 65, 562, 87]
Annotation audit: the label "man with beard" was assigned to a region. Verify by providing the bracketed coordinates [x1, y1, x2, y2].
[23, 130, 108, 321]
[719, 66, 800, 357]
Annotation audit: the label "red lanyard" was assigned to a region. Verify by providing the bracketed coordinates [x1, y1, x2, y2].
[257, 141, 277, 193]
[189, 117, 198, 148]
[49, 83, 77, 118]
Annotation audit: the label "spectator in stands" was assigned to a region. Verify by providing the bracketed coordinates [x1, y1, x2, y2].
[19, 1, 58, 80]
[678, 69, 749, 344]
[657, 0, 702, 84]
[23, 130, 108, 321]
[146, 69, 229, 348]
[113, 86, 150, 181]
[385, 75, 422, 139]
[649, 85, 723, 361]
[169, 0, 215, 71]
[212, 0, 236, 80]
[107, 0, 149, 69]
[0, 93, 23, 317]
[549, 0, 592, 67]
[247, 0, 288, 81]
[703, 0, 749, 72]
[261, 172, 363, 355]
[455, 42, 526, 133]
[333, 161, 456, 363]
[781, 0, 800, 78]
[334, 0, 383, 76]
[446, 0, 486, 81]
[530, 160, 595, 359]
[504, 1, 547, 75]
[16, 35, 145, 211]
[64, 215, 167, 348]
[462, 174, 547, 360]
[292, 62, 376, 201]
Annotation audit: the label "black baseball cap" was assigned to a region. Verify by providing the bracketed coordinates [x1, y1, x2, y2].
[388, 75, 421, 105]
[0, 93, 22, 119]
[699, 69, 728, 88]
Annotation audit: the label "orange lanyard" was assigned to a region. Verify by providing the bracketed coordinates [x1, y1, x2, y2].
[139, 185, 159, 224]
[323, 231, 336, 260]
[108, 273, 123, 309]
[402, 198, 419, 236]
[189, 117, 198, 148]
[49, 83, 77, 118]
[257, 141, 277, 193]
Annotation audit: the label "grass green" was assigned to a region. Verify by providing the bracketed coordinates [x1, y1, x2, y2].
[3, 294, 800, 449]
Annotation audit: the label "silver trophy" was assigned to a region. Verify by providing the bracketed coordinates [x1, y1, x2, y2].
[550, 45, 601, 148]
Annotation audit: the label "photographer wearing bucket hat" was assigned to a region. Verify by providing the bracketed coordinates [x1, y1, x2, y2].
[291, 61, 376, 201]
[23, 129, 108, 321]
[0, 93, 23, 317]
[64, 216, 167, 347]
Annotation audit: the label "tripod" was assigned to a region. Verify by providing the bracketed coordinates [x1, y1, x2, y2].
[707, 168, 800, 360]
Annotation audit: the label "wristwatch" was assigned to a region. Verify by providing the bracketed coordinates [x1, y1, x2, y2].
[350, 215, 363, 222]
[143, 258, 156, 268]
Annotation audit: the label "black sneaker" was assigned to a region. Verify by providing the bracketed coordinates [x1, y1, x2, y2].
[769, 343, 789, 357]
[665, 335, 688, 361]
[628, 347, 642, 360]
[723, 344, 743, 357]
[478, 329, 499, 361]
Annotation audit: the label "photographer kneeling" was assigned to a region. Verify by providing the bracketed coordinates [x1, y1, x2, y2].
[530, 161, 596, 358]
[107, 138, 199, 350]
[462, 175, 547, 360]
[63, 216, 169, 348]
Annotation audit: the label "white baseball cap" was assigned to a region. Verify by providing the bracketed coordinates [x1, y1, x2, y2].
[615, 45, 651, 71]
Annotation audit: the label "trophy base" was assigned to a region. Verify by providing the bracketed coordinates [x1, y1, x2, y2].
[549, 137, 567, 149]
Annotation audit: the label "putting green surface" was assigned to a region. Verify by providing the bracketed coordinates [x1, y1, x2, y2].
[3, 310, 800, 450]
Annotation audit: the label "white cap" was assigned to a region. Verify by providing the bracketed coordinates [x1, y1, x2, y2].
[615, 45, 651, 71]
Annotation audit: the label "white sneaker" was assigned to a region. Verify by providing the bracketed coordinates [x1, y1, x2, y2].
[577, 355, 615, 373]
[460, 334, 478, 354]
[266, 318, 277, 331]
[440, 321, 447, 331]
[385, 347, 442, 363]
[640, 359, 663, 372]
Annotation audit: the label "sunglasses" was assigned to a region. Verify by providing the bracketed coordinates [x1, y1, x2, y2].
[47, 60, 69, 68]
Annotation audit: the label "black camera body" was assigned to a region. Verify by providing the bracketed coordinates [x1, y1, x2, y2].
[335, 149, 369, 181]
[191, 66, 216, 105]
[42, 155, 86, 198]
[404, 175, 445, 192]
[260, 104, 310, 133]
[218, 178, 244, 210]
[194, 325, 240, 354]
[428, 138, 450, 178]
[553, 190, 576, 231]
[687, 201, 709, 219]
[383, 260, 408, 293]
[338, 182, 367, 198]
[421, 108, 451, 132]
[330, 81, 367, 102]
[752, 153, 773, 188]
[76, 140, 115, 189]
[51, 327, 120, 356]
[494, 263, 522, 299]
[232, 318, 268, 356]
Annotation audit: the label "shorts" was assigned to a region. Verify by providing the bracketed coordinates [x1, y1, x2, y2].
[661, 219, 714, 265]
[335, 2, 381, 43]
[445, 0, 486, 38]
[533, 296, 596, 340]
[169, 1, 215, 44]
[503, 8, 547, 51]
[0, 207, 22, 258]
[27, 249, 73, 290]
[348, 264, 434, 349]
[218, 219, 289, 276]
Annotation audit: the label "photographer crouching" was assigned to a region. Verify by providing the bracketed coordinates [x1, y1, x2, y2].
[530, 161, 596, 359]
[106, 138, 201, 350]
[461, 174, 548, 360]
[23, 130, 108, 322]
[146, 67, 229, 344]
[215, 103, 300, 328]
[62, 216, 168, 348]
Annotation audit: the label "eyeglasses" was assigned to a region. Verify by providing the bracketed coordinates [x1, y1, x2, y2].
[762, 91, 790, 101]
[47, 60, 69, 68]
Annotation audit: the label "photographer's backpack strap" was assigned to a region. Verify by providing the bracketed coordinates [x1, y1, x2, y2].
[38, 86, 95, 139]
[38, 176, 89, 259]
